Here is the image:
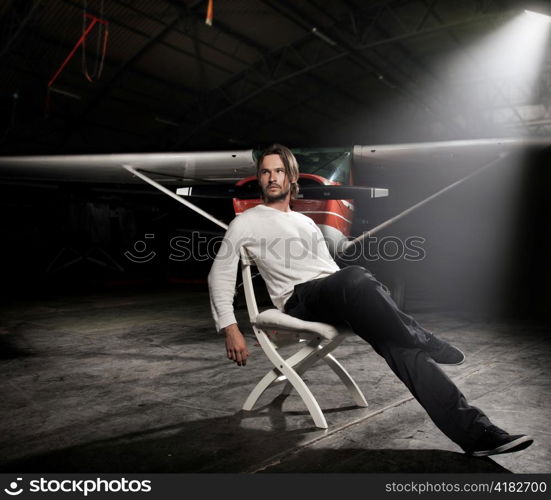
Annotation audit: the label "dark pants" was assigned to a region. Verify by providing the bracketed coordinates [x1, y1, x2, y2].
[284, 265, 491, 450]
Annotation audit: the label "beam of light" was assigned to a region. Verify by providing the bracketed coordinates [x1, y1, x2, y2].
[444, 13, 549, 105]
[347, 11, 551, 315]
[406, 9, 549, 141]
[471, 13, 550, 94]
[524, 10, 551, 23]
[417, 11, 551, 314]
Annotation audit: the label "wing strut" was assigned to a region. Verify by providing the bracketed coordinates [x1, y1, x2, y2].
[341, 152, 512, 253]
[122, 164, 229, 230]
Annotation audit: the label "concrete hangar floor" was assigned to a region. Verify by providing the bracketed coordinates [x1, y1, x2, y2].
[0, 285, 549, 474]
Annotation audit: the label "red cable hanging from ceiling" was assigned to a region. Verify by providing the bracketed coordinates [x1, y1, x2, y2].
[47, 0, 108, 91]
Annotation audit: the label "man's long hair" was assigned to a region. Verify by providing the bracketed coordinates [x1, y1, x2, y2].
[256, 144, 300, 200]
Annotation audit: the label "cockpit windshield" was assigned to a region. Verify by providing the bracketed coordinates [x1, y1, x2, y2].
[254, 147, 352, 185]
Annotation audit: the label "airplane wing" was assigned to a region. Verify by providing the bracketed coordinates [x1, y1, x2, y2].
[353, 137, 551, 166]
[352, 137, 551, 186]
[0, 150, 256, 184]
[0, 137, 549, 186]
[1, 137, 549, 250]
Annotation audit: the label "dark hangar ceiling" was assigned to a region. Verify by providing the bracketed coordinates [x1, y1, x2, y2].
[1, 0, 550, 155]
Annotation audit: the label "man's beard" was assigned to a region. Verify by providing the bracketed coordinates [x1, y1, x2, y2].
[263, 184, 290, 202]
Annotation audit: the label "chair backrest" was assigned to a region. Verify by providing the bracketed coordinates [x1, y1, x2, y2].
[240, 248, 259, 324]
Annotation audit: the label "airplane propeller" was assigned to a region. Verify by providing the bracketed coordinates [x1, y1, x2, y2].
[176, 184, 388, 200]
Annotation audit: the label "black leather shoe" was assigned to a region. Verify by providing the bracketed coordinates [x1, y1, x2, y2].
[425, 334, 465, 365]
[465, 425, 534, 457]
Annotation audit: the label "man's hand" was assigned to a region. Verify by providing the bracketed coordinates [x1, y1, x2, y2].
[224, 324, 250, 366]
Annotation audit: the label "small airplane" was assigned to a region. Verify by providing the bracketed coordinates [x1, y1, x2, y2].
[0, 137, 549, 256]
[175, 148, 389, 254]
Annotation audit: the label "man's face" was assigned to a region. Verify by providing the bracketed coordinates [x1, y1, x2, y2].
[258, 154, 293, 202]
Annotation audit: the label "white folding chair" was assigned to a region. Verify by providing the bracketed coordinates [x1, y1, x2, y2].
[240, 249, 368, 429]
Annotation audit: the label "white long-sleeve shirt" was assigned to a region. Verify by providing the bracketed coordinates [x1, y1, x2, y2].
[208, 204, 340, 332]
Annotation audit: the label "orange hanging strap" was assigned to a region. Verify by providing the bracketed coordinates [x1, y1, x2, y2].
[205, 0, 214, 26]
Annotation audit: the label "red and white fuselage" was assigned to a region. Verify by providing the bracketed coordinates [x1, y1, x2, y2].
[232, 173, 352, 255]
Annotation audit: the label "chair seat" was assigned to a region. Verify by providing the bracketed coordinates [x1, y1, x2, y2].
[254, 308, 341, 340]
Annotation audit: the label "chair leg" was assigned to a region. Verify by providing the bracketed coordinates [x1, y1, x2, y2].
[323, 353, 368, 407]
[279, 362, 327, 428]
[282, 336, 344, 395]
[254, 329, 328, 429]
[283, 336, 367, 408]
[281, 345, 322, 396]
[242, 368, 282, 411]
[243, 339, 321, 410]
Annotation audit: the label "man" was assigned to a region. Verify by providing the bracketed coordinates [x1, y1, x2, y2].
[208, 144, 533, 457]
